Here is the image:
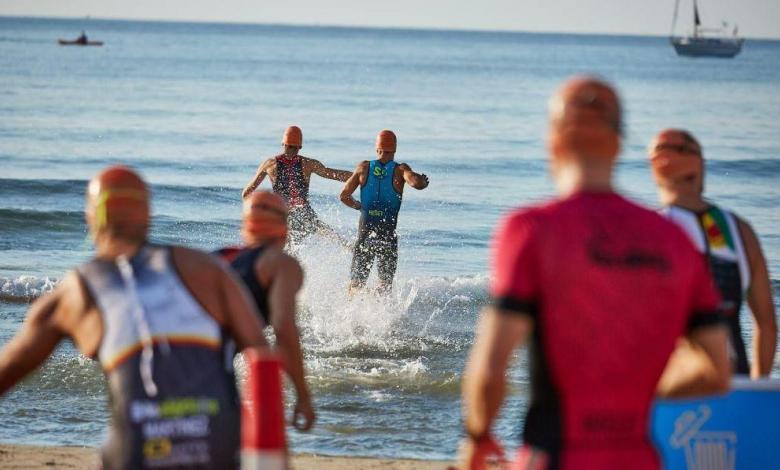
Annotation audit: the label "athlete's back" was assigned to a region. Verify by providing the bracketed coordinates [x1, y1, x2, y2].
[493, 191, 721, 469]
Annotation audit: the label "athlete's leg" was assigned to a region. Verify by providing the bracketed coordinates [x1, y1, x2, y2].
[286, 206, 312, 246]
[349, 231, 375, 291]
[314, 218, 352, 249]
[376, 234, 398, 294]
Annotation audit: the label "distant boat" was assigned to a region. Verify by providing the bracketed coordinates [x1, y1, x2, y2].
[670, 0, 743, 58]
[57, 32, 103, 47]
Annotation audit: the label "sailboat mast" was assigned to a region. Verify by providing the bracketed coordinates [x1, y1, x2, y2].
[693, 0, 701, 37]
[671, 0, 681, 37]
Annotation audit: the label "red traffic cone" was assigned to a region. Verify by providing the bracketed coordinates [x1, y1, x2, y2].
[241, 348, 287, 470]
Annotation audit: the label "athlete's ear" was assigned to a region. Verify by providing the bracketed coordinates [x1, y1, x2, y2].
[546, 129, 562, 169]
[84, 199, 96, 236]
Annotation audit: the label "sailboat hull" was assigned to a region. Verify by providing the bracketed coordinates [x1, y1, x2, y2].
[671, 36, 743, 58]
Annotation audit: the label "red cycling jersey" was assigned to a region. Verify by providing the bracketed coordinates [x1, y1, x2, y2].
[491, 191, 723, 470]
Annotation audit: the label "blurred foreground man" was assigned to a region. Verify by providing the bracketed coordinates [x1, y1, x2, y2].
[459, 78, 731, 470]
[242, 125, 352, 243]
[215, 190, 315, 431]
[649, 129, 777, 377]
[0, 166, 269, 469]
[340, 130, 429, 293]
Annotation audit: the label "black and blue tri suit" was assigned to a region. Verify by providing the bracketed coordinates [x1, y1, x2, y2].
[350, 159, 402, 287]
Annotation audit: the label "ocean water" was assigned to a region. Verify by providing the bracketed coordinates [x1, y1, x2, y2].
[0, 16, 779, 460]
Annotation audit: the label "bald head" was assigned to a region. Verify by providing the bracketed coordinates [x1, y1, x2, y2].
[548, 76, 622, 163]
[86, 166, 150, 242]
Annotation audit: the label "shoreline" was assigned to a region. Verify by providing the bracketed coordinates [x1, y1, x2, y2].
[0, 444, 453, 469]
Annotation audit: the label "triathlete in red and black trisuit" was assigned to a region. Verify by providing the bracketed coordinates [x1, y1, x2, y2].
[271, 154, 322, 241]
[349, 159, 402, 289]
[215, 246, 270, 324]
[78, 245, 241, 469]
[492, 192, 725, 469]
[661, 204, 751, 374]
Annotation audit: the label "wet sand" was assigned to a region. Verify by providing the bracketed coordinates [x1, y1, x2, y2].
[0, 444, 453, 469]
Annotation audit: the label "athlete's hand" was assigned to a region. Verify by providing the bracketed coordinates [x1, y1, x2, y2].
[292, 395, 316, 432]
[418, 173, 429, 189]
[455, 434, 505, 470]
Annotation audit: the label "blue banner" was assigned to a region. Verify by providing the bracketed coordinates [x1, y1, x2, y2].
[651, 379, 780, 469]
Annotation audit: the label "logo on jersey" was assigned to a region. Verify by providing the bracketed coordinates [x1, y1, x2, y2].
[700, 211, 734, 251]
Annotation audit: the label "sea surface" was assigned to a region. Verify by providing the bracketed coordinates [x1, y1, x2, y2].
[0, 16, 778, 460]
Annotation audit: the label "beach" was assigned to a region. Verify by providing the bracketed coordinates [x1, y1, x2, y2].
[0, 445, 452, 469]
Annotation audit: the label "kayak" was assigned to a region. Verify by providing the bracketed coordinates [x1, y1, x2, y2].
[58, 39, 103, 46]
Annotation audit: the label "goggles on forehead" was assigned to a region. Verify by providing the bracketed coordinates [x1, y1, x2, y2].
[247, 203, 288, 220]
[652, 142, 701, 156]
[92, 188, 149, 230]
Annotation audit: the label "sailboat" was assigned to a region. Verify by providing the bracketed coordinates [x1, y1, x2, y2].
[670, 0, 744, 58]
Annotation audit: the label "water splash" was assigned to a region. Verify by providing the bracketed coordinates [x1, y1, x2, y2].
[289, 234, 486, 397]
[0, 276, 58, 303]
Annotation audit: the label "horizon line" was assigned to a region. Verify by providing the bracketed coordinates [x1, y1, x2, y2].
[3, 14, 779, 42]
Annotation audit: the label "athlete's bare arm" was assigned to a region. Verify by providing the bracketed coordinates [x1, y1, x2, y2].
[0, 271, 105, 396]
[462, 307, 532, 439]
[656, 325, 731, 398]
[737, 218, 777, 378]
[260, 251, 315, 431]
[306, 158, 352, 182]
[242, 158, 276, 200]
[460, 307, 532, 467]
[172, 247, 267, 350]
[340, 161, 369, 210]
[398, 163, 429, 190]
[0, 292, 64, 396]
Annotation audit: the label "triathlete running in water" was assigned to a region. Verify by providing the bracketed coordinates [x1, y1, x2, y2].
[242, 125, 352, 244]
[340, 130, 429, 294]
[0, 166, 269, 469]
[459, 77, 731, 470]
[649, 128, 777, 377]
[215, 191, 315, 432]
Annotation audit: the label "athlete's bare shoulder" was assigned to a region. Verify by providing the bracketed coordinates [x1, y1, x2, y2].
[275, 250, 303, 276]
[170, 245, 222, 276]
[54, 270, 102, 357]
[261, 157, 277, 170]
[256, 246, 303, 284]
[301, 156, 324, 172]
[170, 245, 238, 325]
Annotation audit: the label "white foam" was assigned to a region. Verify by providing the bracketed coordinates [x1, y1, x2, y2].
[293, 233, 487, 353]
[285, 234, 485, 394]
[0, 275, 58, 302]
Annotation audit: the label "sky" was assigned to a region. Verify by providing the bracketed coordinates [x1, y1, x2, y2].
[2, 0, 779, 39]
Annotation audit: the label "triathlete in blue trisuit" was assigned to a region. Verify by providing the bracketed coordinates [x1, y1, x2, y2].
[340, 130, 429, 293]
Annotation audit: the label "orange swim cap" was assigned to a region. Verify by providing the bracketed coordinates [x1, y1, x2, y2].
[649, 129, 703, 184]
[282, 126, 303, 147]
[548, 76, 622, 162]
[87, 165, 150, 238]
[375, 130, 397, 152]
[241, 191, 289, 244]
